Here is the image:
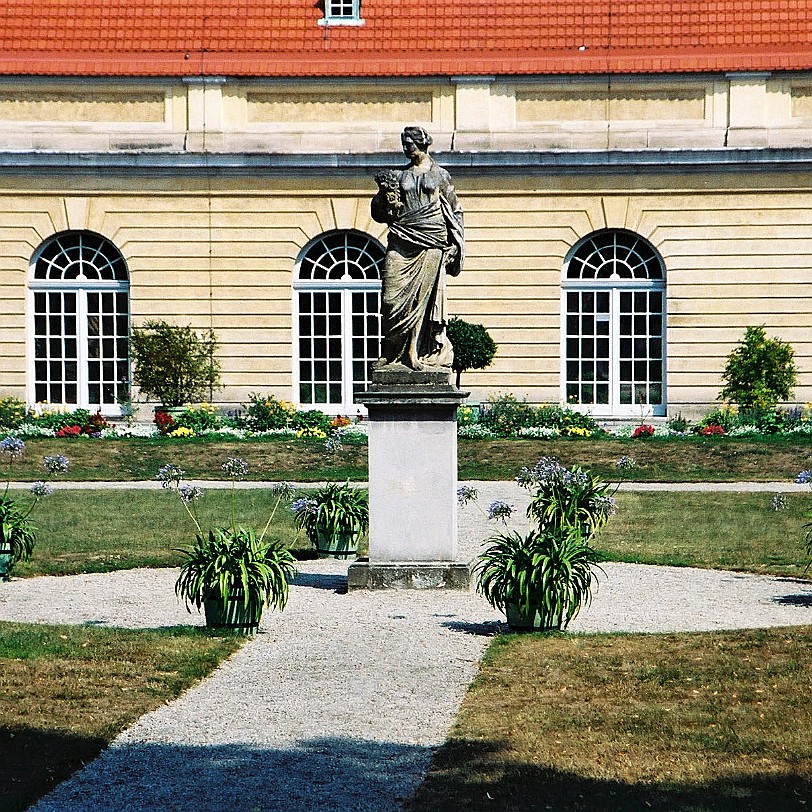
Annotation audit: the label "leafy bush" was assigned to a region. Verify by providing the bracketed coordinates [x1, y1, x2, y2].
[474, 456, 616, 631]
[241, 394, 297, 431]
[172, 403, 224, 434]
[0, 397, 27, 428]
[480, 395, 603, 438]
[131, 320, 221, 407]
[480, 394, 538, 436]
[694, 406, 738, 434]
[30, 408, 91, 432]
[719, 326, 797, 411]
[162, 463, 297, 632]
[667, 413, 690, 433]
[290, 409, 331, 435]
[447, 317, 498, 388]
[291, 482, 369, 557]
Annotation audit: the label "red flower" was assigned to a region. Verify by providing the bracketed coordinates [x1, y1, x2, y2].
[56, 425, 82, 437]
[700, 424, 726, 436]
[154, 411, 175, 435]
[632, 424, 655, 439]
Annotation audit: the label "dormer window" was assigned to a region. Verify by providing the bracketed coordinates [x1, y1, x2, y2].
[319, 0, 364, 25]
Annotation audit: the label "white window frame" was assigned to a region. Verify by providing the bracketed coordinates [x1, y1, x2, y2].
[560, 230, 666, 418]
[292, 231, 383, 415]
[27, 232, 130, 415]
[319, 0, 364, 26]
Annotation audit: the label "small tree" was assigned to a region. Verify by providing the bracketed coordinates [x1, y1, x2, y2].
[719, 325, 797, 411]
[447, 317, 498, 388]
[131, 320, 221, 407]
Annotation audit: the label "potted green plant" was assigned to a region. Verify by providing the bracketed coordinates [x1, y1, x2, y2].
[161, 459, 297, 634]
[131, 320, 221, 409]
[291, 482, 368, 559]
[476, 525, 603, 631]
[0, 439, 68, 580]
[473, 456, 627, 631]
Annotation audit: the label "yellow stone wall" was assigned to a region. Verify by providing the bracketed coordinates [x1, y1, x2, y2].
[0, 72, 811, 152]
[1, 72, 812, 416]
[1, 172, 811, 418]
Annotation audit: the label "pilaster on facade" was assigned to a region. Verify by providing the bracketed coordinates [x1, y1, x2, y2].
[183, 76, 227, 152]
[726, 72, 771, 147]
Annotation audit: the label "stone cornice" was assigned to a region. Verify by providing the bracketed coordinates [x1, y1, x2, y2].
[1, 148, 812, 177]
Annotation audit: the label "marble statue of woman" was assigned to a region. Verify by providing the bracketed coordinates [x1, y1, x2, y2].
[371, 126, 465, 372]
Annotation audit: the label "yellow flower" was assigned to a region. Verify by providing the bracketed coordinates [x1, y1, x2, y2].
[169, 426, 195, 438]
[296, 427, 327, 439]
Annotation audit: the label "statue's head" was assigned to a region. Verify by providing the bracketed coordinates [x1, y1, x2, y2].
[401, 126, 433, 153]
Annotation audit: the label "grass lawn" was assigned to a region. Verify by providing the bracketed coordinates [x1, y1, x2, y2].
[3, 435, 812, 482]
[408, 627, 812, 812]
[5, 488, 808, 579]
[599, 491, 811, 577]
[8, 489, 322, 577]
[0, 622, 241, 812]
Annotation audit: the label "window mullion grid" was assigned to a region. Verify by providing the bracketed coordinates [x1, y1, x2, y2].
[76, 290, 89, 408]
[610, 287, 620, 412]
[341, 289, 353, 411]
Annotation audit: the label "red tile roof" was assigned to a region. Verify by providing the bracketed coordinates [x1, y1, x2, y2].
[0, 0, 810, 77]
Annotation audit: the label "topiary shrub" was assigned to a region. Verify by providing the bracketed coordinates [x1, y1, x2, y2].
[131, 320, 221, 408]
[719, 326, 797, 411]
[447, 317, 497, 388]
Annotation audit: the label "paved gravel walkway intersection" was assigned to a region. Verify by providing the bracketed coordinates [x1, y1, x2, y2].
[0, 481, 810, 811]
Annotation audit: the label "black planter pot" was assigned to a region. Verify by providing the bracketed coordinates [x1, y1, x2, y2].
[203, 591, 264, 635]
[505, 603, 563, 632]
[314, 528, 359, 559]
[0, 543, 13, 582]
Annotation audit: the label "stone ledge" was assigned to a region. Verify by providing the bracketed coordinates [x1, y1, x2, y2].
[347, 559, 472, 591]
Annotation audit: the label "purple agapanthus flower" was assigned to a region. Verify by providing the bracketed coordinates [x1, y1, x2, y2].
[179, 484, 203, 504]
[156, 463, 185, 488]
[457, 485, 479, 507]
[272, 481, 295, 500]
[290, 497, 318, 517]
[43, 454, 69, 475]
[0, 437, 25, 458]
[222, 457, 249, 480]
[487, 500, 513, 523]
[29, 481, 53, 498]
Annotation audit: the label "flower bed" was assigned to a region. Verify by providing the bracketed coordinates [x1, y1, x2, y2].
[4, 393, 812, 444]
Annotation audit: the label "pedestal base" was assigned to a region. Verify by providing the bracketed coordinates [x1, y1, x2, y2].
[355, 370, 469, 589]
[347, 559, 472, 591]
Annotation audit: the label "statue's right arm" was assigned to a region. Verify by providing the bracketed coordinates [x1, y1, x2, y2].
[371, 190, 392, 224]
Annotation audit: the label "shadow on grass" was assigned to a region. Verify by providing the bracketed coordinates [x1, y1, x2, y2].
[407, 738, 812, 812]
[0, 726, 107, 812]
[7, 734, 433, 811]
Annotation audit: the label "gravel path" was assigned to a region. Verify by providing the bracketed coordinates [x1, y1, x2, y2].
[0, 481, 810, 811]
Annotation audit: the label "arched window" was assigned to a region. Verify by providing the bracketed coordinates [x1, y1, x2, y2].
[562, 229, 666, 416]
[294, 230, 384, 412]
[29, 231, 130, 412]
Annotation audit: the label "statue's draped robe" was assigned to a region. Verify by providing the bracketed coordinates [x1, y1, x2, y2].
[373, 164, 464, 371]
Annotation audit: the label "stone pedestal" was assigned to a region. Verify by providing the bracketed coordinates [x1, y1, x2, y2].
[348, 367, 471, 590]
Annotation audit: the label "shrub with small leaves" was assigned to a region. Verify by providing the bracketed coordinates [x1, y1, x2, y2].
[446, 317, 498, 388]
[719, 325, 797, 411]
